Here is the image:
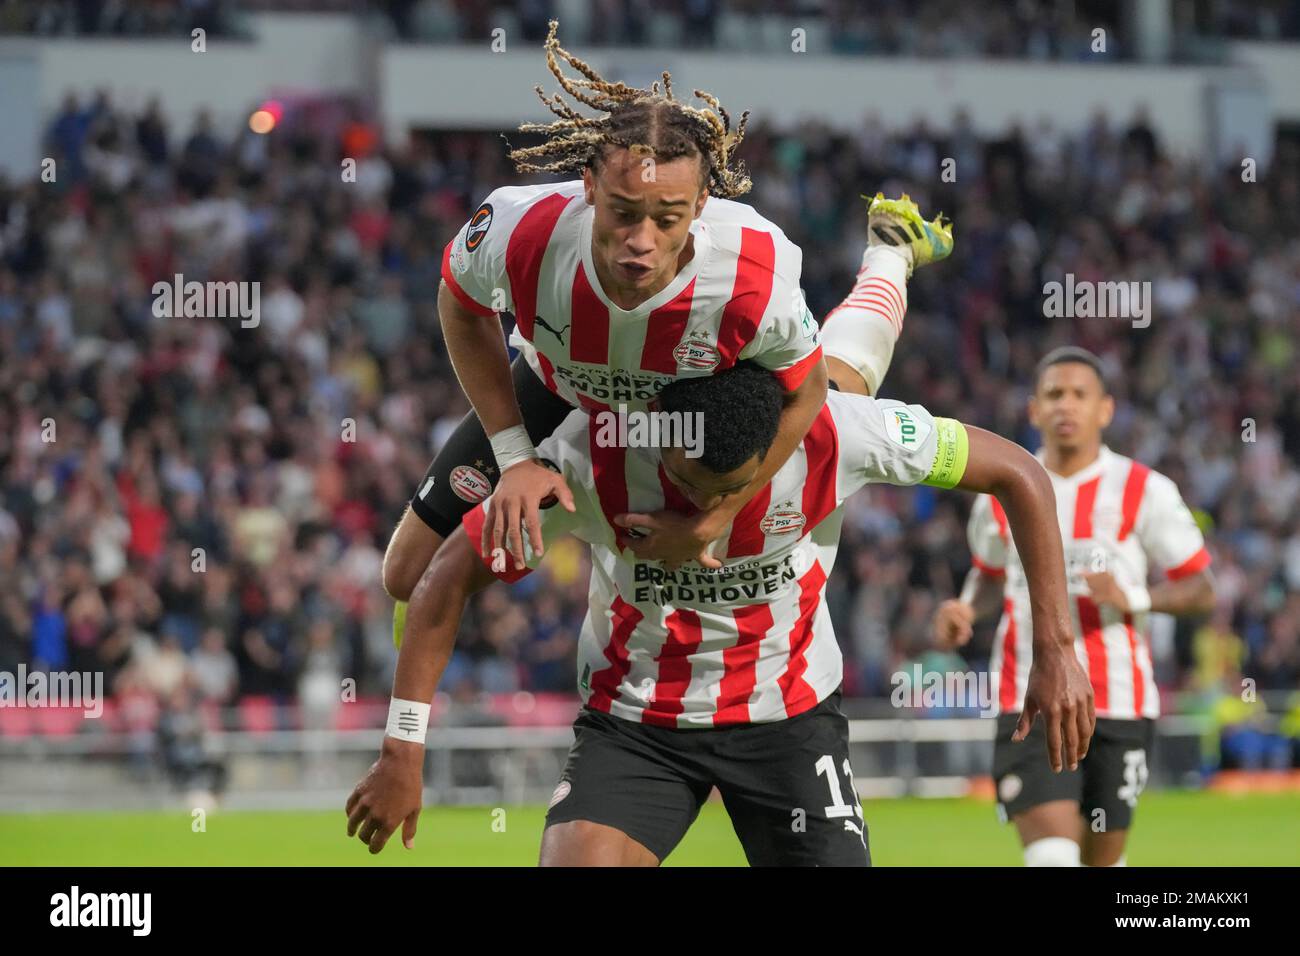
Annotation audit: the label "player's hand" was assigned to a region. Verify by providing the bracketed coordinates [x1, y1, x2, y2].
[1082, 571, 1129, 611]
[1016, 642, 1095, 773]
[484, 458, 576, 571]
[346, 739, 425, 855]
[933, 599, 975, 649]
[614, 509, 727, 570]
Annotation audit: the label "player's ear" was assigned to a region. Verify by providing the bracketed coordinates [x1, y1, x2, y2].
[582, 166, 597, 205]
[1027, 394, 1041, 430]
[1098, 394, 1115, 429]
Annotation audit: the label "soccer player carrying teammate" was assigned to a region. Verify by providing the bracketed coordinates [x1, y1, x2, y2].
[381, 20, 952, 644]
[347, 363, 1093, 865]
[933, 347, 1216, 867]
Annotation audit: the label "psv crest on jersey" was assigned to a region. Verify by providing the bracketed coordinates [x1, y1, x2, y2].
[760, 506, 806, 536]
[673, 335, 722, 372]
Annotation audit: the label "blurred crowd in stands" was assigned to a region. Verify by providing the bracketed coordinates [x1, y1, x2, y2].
[4, 0, 1299, 55]
[0, 82, 1297, 766]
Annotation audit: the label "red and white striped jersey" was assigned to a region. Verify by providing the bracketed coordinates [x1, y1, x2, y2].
[463, 392, 962, 727]
[969, 446, 1211, 720]
[440, 181, 823, 411]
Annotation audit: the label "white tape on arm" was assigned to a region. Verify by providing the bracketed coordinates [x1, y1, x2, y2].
[1123, 585, 1152, 614]
[489, 424, 539, 473]
[385, 698, 431, 744]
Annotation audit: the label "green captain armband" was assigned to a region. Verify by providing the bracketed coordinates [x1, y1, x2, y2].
[923, 418, 969, 489]
[393, 600, 407, 650]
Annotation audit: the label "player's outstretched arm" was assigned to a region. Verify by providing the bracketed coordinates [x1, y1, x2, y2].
[346, 526, 496, 855]
[438, 281, 576, 573]
[955, 425, 1095, 773]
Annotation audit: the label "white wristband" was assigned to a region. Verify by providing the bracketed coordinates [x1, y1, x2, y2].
[385, 698, 431, 744]
[489, 425, 538, 473]
[1123, 585, 1152, 614]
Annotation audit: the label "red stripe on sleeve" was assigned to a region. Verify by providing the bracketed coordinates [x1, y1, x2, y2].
[713, 603, 773, 726]
[504, 192, 573, 343]
[971, 555, 1006, 578]
[998, 598, 1017, 712]
[587, 596, 642, 713]
[441, 241, 497, 317]
[569, 263, 610, 365]
[770, 345, 823, 392]
[1077, 596, 1109, 712]
[1117, 462, 1150, 541]
[638, 279, 696, 374]
[460, 503, 532, 583]
[800, 404, 839, 530]
[776, 559, 826, 718]
[641, 609, 704, 728]
[716, 228, 777, 367]
[1073, 476, 1101, 538]
[1165, 546, 1211, 580]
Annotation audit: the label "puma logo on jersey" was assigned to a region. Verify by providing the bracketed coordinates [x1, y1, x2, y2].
[533, 314, 570, 344]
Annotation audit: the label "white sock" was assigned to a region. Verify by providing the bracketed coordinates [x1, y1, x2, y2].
[820, 246, 909, 395]
[1023, 837, 1082, 867]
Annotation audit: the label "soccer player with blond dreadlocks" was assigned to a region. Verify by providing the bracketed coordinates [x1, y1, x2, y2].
[382, 21, 952, 635]
[349, 20, 1004, 865]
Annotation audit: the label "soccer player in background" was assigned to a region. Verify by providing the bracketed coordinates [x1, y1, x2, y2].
[381, 20, 952, 644]
[347, 363, 1093, 865]
[933, 346, 1216, 866]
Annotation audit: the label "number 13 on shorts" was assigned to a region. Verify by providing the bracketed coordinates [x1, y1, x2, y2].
[816, 754, 867, 845]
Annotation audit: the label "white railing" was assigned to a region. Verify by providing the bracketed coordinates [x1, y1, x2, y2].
[0, 713, 1227, 811]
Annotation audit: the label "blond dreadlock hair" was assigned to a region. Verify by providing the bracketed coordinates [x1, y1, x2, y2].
[510, 20, 752, 199]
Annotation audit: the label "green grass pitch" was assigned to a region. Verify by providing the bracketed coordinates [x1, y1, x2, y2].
[2, 792, 1297, 866]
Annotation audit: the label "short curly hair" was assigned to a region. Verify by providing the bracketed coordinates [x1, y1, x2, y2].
[1035, 345, 1107, 393]
[509, 20, 752, 198]
[657, 362, 784, 474]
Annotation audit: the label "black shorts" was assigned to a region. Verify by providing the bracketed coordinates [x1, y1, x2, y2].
[544, 689, 870, 867]
[409, 355, 575, 537]
[992, 713, 1154, 833]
